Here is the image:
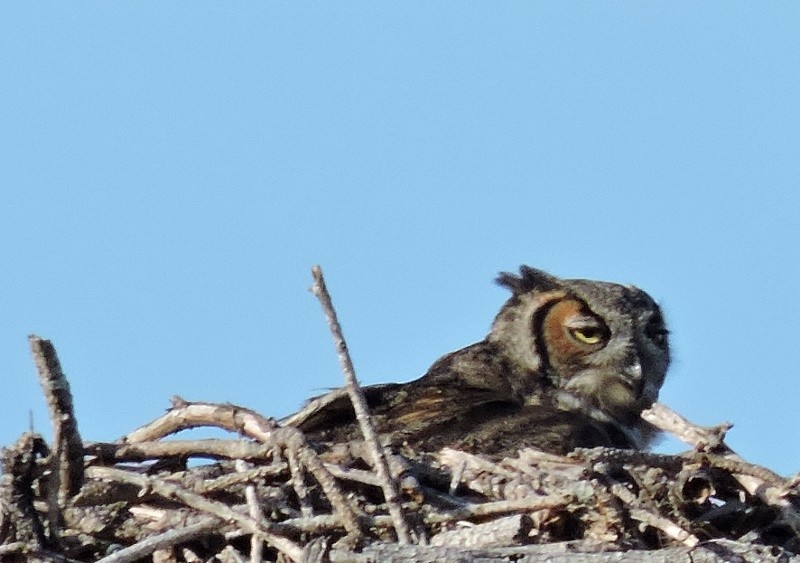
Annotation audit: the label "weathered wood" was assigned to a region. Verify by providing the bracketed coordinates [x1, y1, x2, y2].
[311, 265, 412, 544]
[29, 336, 84, 503]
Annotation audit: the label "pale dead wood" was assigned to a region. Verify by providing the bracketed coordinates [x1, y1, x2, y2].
[644, 403, 800, 537]
[123, 398, 277, 443]
[85, 466, 304, 562]
[310, 265, 412, 544]
[96, 517, 219, 563]
[119, 397, 362, 536]
[642, 402, 732, 451]
[429, 493, 572, 521]
[234, 460, 265, 563]
[0, 541, 27, 556]
[85, 438, 276, 462]
[327, 539, 800, 562]
[429, 514, 532, 548]
[276, 428, 361, 536]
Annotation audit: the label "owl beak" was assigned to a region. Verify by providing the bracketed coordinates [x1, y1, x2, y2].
[623, 361, 644, 397]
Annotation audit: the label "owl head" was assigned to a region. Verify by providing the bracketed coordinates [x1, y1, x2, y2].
[489, 266, 670, 422]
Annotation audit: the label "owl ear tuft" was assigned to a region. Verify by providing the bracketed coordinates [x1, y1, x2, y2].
[496, 266, 561, 295]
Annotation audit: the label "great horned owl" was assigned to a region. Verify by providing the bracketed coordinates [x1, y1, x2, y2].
[287, 266, 670, 456]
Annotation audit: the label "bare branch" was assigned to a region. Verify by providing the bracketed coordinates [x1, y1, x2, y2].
[85, 466, 304, 562]
[310, 265, 412, 544]
[96, 517, 220, 563]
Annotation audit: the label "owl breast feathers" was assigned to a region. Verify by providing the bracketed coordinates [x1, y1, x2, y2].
[286, 266, 670, 457]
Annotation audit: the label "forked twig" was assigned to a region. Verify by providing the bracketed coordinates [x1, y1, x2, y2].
[310, 265, 412, 544]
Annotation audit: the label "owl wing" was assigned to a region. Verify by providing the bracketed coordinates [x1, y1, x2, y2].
[287, 341, 535, 447]
[280, 383, 403, 434]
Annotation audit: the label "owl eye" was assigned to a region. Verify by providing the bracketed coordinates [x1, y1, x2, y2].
[568, 326, 606, 345]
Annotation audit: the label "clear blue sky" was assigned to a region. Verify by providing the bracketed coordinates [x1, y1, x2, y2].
[2, 4, 799, 475]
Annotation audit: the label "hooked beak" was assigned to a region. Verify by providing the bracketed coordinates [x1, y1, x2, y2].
[622, 361, 645, 399]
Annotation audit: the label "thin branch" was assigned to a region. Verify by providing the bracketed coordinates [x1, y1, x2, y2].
[310, 265, 411, 544]
[85, 466, 304, 562]
[235, 460, 265, 563]
[427, 493, 571, 521]
[123, 398, 277, 444]
[641, 402, 732, 452]
[96, 517, 220, 563]
[85, 439, 277, 462]
[285, 443, 314, 518]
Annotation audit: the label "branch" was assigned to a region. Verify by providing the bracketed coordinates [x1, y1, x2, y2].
[85, 466, 304, 562]
[29, 335, 84, 503]
[96, 517, 220, 563]
[310, 265, 412, 544]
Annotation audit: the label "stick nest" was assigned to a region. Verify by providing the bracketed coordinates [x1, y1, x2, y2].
[2, 269, 799, 562]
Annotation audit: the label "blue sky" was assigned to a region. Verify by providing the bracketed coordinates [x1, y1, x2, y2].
[2, 4, 799, 475]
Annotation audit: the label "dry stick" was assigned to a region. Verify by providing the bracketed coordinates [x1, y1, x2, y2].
[234, 460, 265, 563]
[0, 542, 27, 556]
[285, 443, 314, 517]
[429, 514, 532, 549]
[96, 517, 220, 563]
[607, 481, 699, 548]
[124, 398, 277, 444]
[122, 399, 360, 535]
[641, 402, 732, 452]
[279, 428, 362, 535]
[29, 335, 84, 504]
[428, 493, 571, 521]
[643, 402, 800, 536]
[86, 466, 304, 563]
[310, 265, 412, 544]
[85, 438, 278, 462]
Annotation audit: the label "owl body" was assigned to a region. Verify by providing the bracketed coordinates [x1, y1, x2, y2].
[289, 266, 670, 456]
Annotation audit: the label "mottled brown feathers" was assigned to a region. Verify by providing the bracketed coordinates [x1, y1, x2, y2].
[289, 266, 670, 457]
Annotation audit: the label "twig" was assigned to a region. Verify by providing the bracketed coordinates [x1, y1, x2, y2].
[0, 542, 27, 556]
[85, 439, 278, 462]
[124, 398, 276, 444]
[234, 460, 265, 563]
[198, 464, 288, 494]
[285, 442, 314, 518]
[428, 493, 571, 521]
[643, 403, 800, 536]
[641, 402, 731, 452]
[29, 336, 84, 504]
[96, 517, 220, 563]
[276, 428, 362, 536]
[429, 514, 532, 548]
[121, 399, 362, 534]
[701, 453, 785, 486]
[325, 463, 383, 487]
[85, 466, 304, 563]
[606, 480, 699, 547]
[310, 265, 411, 544]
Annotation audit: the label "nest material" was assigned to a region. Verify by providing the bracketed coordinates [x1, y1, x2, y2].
[2, 270, 799, 562]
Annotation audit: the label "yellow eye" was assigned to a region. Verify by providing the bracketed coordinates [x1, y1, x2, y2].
[569, 327, 605, 345]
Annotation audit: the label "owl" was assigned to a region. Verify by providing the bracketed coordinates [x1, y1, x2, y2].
[287, 266, 670, 456]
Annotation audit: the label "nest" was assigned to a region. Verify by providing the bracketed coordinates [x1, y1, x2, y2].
[2, 268, 800, 562]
